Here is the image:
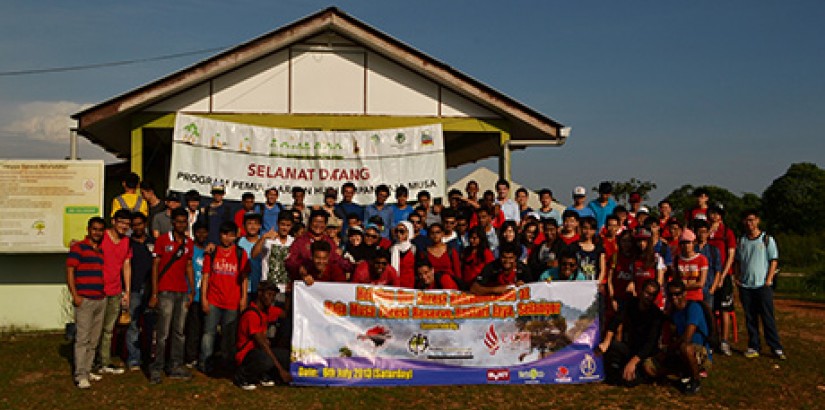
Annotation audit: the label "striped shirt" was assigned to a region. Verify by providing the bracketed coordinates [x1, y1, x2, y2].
[67, 238, 105, 299]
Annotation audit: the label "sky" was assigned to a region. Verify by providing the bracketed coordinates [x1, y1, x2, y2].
[1, 1, 823, 204]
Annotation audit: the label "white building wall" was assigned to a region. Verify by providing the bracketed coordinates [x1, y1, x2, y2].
[145, 83, 210, 112]
[212, 50, 290, 113]
[291, 50, 365, 114]
[366, 52, 439, 116]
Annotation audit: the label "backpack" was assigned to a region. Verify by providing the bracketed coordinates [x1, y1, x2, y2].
[738, 232, 780, 289]
[207, 243, 246, 280]
[116, 194, 144, 213]
[692, 301, 720, 349]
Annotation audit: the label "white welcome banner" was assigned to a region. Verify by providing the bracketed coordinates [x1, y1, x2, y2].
[169, 113, 445, 203]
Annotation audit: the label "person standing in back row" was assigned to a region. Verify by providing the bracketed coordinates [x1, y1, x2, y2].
[112, 172, 148, 217]
[736, 209, 785, 360]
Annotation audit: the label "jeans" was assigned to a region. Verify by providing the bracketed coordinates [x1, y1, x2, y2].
[126, 290, 154, 366]
[184, 301, 204, 363]
[74, 298, 105, 382]
[151, 292, 189, 373]
[200, 306, 239, 367]
[96, 295, 122, 367]
[739, 286, 783, 351]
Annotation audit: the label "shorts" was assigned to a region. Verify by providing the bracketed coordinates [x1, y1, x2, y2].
[644, 344, 711, 376]
[713, 275, 734, 312]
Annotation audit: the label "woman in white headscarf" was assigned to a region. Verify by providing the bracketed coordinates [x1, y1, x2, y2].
[390, 221, 416, 288]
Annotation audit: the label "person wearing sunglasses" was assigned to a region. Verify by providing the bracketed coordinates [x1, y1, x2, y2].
[351, 249, 400, 286]
[645, 280, 710, 395]
[470, 242, 534, 295]
[539, 251, 586, 281]
[390, 221, 416, 288]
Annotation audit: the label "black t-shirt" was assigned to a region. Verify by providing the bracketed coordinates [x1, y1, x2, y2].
[476, 260, 534, 286]
[130, 235, 155, 292]
[573, 242, 605, 281]
[607, 297, 665, 359]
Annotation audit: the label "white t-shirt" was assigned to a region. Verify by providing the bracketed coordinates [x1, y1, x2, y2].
[260, 235, 294, 291]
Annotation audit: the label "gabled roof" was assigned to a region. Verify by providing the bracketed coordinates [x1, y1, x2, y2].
[73, 7, 566, 156]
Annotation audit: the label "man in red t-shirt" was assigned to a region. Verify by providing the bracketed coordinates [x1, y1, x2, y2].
[199, 220, 251, 374]
[300, 241, 347, 286]
[234, 281, 291, 390]
[286, 210, 351, 281]
[560, 210, 581, 245]
[706, 204, 737, 353]
[675, 229, 708, 302]
[96, 209, 132, 375]
[351, 249, 400, 286]
[471, 242, 533, 295]
[148, 208, 195, 384]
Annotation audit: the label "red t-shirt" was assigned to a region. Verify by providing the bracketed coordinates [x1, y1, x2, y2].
[351, 261, 400, 286]
[610, 254, 634, 303]
[708, 224, 735, 274]
[235, 302, 283, 365]
[234, 209, 249, 237]
[425, 273, 459, 290]
[397, 249, 416, 289]
[677, 253, 708, 301]
[426, 247, 461, 280]
[154, 233, 194, 293]
[601, 236, 618, 273]
[101, 231, 132, 295]
[204, 245, 250, 310]
[305, 262, 348, 283]
[461, 248, 495, 285]
[632, 255, 665, 308]
[561, 233, 580, 245]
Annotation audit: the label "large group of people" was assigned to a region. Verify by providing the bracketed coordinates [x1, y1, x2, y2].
[66, 173, 785, 394]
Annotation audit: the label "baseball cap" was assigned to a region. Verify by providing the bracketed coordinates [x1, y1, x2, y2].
[573, 186, 587, 197]
[637, 206, 649, 215]
[680, 229, 696, 243]
[211, 181, 226, 194]
[633, 227, 652, 239]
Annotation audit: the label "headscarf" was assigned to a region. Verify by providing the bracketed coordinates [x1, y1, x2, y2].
[390, 221, 414, 272]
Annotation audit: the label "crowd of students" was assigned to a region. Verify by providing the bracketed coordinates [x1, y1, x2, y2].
[65, 172, 785, 394]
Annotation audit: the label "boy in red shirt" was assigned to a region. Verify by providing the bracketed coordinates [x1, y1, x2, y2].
[675, 229, 708, 302]
[234, 281, 291, 390]
[199, 221, 250, 373]
[300, 241, 348, 286]
[351, 249, 400, 286]
[148, 208, 195, 384]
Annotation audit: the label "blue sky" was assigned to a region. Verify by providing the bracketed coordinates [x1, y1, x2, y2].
[1, 1, 823, 203]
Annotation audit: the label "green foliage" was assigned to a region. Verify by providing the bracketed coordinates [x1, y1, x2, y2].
[762, 162, 825, 235]
[773, 232, 825, 272]
[662, 184, 761, 230]
[593, 178, 657, 205]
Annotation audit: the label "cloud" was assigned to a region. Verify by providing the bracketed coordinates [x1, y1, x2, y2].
[0, 100, 120, 163]
[1, 101, 90, 143]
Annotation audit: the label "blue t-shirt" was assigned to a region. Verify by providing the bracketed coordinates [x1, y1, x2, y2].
[672, 302, 708, 346]
[237, 237, 262, 293]
[390, 204, 415, 229]
[697, 243, 721, 297]
[192, 245, 205, 302]
[586, 198, 617, 230]
[565, 206, 595, 220]
[736, 232, 778, 289]
[261, 202, 284, 234]
[364, 204, 395, 238]
[537, 208, 562, 224]
[539, 267, 587, 281]
[654, 239, 673, 267]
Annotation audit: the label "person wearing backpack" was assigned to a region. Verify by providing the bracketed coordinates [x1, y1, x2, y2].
[111, 172, 148, 218]
[736, 209, 785, 360]
[199, 221, 251, 373]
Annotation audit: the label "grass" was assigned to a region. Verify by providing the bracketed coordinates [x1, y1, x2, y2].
[1, 299, 824, 410]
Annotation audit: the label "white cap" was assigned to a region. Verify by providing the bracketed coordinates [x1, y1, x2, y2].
[637, 206, 650, 214]
[573, 186, 587, 197]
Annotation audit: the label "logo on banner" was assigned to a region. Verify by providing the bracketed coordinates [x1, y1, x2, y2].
[484, 324, 501, 355]
[555, 366, 572, 383]
[357, 325, 392, 348]
[579, 354, 599, 380]
[517, 368, 545, 383]
[407, 334, 430, 356]
[486, 369, 510, 383]
[394, 132, 406, 145]
[420, 131, 434, 146]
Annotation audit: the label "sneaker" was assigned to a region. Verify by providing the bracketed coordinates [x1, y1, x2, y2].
[88, 372, 103, 382]
[773, 349, 787, 360]
[76, 378, 91, 389]
[100, 365, 125, 375]
[149, 371, 163, 385]
[682, 378, 701, 395]
[720, 341, 732, 357]
[238, 381, 257, 391]
[260, 378, 276, 387]
[166, 367, 193, 380]
[744, 348, 760, 359]
[185, 360, 197, 369]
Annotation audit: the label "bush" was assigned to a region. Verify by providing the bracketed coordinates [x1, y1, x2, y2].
[773, 232, 825, 272]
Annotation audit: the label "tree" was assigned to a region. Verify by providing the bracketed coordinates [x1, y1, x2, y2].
[762, 162, 825, 235]
[593, 178, 657, 205]
[663, 184, 761, 230]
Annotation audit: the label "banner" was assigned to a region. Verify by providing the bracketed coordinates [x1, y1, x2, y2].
[0, 160, 104, 253]
[169, 114, 446, 204]
[291, 282, 603, 386]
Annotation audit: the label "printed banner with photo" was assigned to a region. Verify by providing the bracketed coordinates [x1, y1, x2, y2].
[169, 114, 445, 204]
[291, 282, 603, 386]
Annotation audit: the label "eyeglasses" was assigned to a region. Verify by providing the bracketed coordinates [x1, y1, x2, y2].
[411, 220, 422, 225]
[395, 229, 408, 234]
[373, 260, 388, 266]
[669, 291, 685, 298]
[365, 233, 380, 239]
